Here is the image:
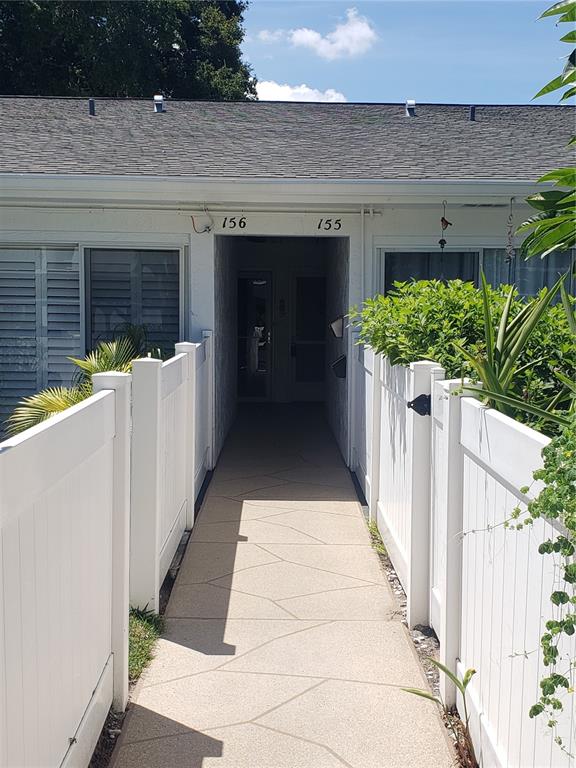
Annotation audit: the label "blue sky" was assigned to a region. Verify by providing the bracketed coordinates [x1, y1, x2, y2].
[242, 1, 571, 103]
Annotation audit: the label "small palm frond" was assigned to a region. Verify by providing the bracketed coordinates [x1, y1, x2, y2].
[5, 385, 91, 436]
[70, 338, 135, 384]
[113, 323, 149, 357]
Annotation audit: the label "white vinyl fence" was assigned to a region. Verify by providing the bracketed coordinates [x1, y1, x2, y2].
[0, 332, 214, 767]
[356, 349, 576, 768]
[0, 374, 130, 768]
[354, 344, 380, 511]
[457, 398, 575, 768]
[130, 333, 213, 612]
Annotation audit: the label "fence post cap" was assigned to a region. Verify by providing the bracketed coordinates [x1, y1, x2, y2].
[131, 356, 162, 369]
[92, 371, 132, 392]
[410, 359, 439, 370]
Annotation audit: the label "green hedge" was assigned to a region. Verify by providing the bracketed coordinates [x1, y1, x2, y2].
[351, 279, 576, 428]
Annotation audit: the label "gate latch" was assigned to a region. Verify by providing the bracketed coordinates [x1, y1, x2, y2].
[407, 394, 431, 416]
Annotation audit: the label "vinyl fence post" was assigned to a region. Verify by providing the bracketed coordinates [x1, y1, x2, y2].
[434, 379, 464, 708]
[175, 342, 197, 528]
[130, 358, 162, 612]
[406, 360, 440, 629]
[368, 352, 382, 519]
[202, 330, 215, 469]
[92, 372, 132, 712]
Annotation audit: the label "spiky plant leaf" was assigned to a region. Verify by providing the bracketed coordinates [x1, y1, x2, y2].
[425, 657, 467, 696]
[70, 338, 135, 384]
[401, 688, 443, 706]
[463, 386, 571, 427]
[6, 385, 91, 436]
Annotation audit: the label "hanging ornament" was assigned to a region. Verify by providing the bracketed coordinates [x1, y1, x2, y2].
[439, 200, 453, 251]
[505, 196, 516, 264]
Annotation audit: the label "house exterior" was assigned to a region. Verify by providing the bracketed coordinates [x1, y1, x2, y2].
[0, 96, 573, 462]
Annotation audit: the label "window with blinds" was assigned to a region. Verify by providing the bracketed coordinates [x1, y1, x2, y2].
[376, 251, 479, 294]
[86, 249, 180, 356]
[0, 247, 82, 427]
[483, 249, 575, 297]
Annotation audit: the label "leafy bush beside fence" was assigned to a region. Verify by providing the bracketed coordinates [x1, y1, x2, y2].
[351, 279, 576, 434]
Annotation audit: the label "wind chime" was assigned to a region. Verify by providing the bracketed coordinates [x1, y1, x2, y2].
[506, 197, 516, 262]
[438, 200, 452, 251]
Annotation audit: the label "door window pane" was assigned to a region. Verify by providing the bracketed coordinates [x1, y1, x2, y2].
[88, 249, 180, 356]
[237, 276, 270, 398]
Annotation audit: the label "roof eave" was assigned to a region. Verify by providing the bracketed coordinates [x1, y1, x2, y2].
[0, 172, 551, 209]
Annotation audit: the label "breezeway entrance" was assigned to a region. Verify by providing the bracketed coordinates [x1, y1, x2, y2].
[213, 235, 350, 464]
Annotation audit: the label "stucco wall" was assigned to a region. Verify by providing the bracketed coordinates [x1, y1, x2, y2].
[326, 238, 349, 459]
[214, 236, 237, 460]
[0, 196, 536, 468]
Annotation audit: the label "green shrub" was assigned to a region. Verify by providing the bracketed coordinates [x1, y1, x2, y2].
[351, 279, 576, 432]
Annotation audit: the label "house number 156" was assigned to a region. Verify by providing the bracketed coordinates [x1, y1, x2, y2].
[317, 218, 342, 231]
[222, 216, 247, 229]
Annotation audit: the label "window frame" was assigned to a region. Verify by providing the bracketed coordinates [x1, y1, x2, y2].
[83, 245, 188, 353]
[373, 245, 575, 298]
[375, 247, 482, 296]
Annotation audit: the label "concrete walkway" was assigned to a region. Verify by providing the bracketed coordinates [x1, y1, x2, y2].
[113, 405, 453, 768]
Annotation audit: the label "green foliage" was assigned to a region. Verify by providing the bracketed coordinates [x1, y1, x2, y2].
[351, 279, 502, 377]
[518, 1, 575, 260]
[458, 273, 571, 426]
[351, 279, 576, 434]
[70, 337, 135, 385]
[6, 338, 137, 435]
[112, 323, 163, 360]
[520, 415, 576, 737]
[5, 384, 92, 436]
[402, 659, 478, 768]
[129, 607, 164, 682]
[368, 520, 387, 556]
[0, 0, 256, 99]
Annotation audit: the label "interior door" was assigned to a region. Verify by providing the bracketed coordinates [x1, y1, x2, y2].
[290, 273, 326, 401]
[237, 272, 272, 400]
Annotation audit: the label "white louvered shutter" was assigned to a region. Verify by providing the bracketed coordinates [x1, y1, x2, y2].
[88, 249, 179, 356]
[0, 247, 82, 428]
[46, 248, 83, 387]
[0, 250, 41, 425]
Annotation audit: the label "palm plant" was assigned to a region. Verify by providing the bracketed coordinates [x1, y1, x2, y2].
[6, 338, 136, 436]
[6, 385, 92, 436]
[70, 337, 135, 385]
[517, 0, 575, 261]
[459, 273, 572, 429]
[112, 322, 162, 360]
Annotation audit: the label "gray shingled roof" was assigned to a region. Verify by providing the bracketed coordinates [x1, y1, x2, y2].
[0, 97, 573, 180]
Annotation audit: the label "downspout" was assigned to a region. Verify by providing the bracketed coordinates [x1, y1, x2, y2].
[360, 205, 366, 300]
[349, 205, 366, 469]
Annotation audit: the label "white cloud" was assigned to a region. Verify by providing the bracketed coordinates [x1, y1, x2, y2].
[256, 80, 347, 103]
[257, 29, 287, 44]
[290, 8, 377, 61]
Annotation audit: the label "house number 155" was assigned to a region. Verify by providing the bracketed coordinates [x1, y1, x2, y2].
[317, 218, 342, 231]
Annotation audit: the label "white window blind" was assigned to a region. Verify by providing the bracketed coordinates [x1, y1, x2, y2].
[376, 250, 479, 294]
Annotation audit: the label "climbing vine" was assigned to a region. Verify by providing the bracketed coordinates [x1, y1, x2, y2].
[509, 415, 576, 747]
